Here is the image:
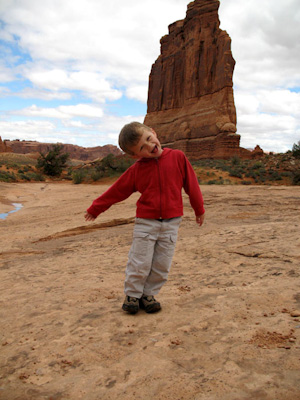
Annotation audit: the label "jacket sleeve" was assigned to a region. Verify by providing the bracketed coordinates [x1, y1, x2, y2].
[86, 165, 136, 218]
[182, 154, 205, 216]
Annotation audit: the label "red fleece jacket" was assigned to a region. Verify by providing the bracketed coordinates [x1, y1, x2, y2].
[87, 148, 205, 219]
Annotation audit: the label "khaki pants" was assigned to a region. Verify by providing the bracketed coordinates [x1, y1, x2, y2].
[124, 217, 181, 298]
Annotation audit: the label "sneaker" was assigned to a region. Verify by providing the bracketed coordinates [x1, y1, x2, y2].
[122, 296, 139, 314]
[139, 295, 161, 313]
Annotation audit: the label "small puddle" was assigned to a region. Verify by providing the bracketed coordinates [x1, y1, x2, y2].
[0, 203, 23, 220]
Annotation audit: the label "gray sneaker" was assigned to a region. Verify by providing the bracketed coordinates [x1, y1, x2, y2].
[140, 295, 161, 313]
[122, 296, 139, 314]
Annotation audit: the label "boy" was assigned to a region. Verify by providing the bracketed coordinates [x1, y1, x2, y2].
[85, 122, 205, 314]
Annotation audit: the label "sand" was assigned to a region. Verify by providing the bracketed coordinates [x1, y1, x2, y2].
[0, 181, 300, 400]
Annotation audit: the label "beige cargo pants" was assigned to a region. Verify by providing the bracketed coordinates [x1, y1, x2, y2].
[124, 217, 182, 298]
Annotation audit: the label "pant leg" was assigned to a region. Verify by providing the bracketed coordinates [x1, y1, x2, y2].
[124, 218, 159, 298]
[143, 217, 181, 296]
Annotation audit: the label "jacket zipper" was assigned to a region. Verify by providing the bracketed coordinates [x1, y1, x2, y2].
[156, 158, 162, 218]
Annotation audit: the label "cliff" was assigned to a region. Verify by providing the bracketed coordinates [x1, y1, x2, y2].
[3, 139, 121, 161]
[0, 137, 12, 153]
[144, 0, 242, 159]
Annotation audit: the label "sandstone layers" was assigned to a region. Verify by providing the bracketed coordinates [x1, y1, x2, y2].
[2, 139, 121, 161]
[0, 137, 12, 153]
[144, 0, 241, 159]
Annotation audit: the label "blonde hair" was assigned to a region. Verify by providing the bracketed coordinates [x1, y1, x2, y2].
[118, 122, 151, 155]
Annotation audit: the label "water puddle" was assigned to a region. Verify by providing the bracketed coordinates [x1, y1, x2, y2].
[0, 203, 23, 220]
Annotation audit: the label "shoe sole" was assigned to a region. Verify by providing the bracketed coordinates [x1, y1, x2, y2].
[122, 304, 139, 314]
[139, 300, 161, 313]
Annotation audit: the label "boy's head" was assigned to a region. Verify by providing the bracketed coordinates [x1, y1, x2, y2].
[119, 122, 162, 159]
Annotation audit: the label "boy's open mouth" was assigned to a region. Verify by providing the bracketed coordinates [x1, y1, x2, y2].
[151, 145, 158, 154]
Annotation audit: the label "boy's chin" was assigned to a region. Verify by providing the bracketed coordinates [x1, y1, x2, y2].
[151, 146, 162, 157]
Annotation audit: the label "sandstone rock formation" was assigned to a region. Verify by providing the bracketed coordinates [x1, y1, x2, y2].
[3, 140, 121, 161]
[144, 0, 241, 159]
[0, 137, 12, 153]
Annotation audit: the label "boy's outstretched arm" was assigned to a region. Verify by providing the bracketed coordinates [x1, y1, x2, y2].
[196, 214, 205, 227]
[85, 212, 96, 222]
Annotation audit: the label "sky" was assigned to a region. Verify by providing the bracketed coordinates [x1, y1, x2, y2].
[0, 0, 299, 153]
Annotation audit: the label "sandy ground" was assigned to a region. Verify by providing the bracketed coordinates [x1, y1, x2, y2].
[0, 181, 300, 400]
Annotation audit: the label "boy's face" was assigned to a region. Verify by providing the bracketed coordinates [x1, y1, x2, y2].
[130, 128, 163, 159]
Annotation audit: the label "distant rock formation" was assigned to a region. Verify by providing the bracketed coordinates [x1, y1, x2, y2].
[144, 0, 242, 159]
[3, 139, 121, 161]
[0, 137, 12, 153]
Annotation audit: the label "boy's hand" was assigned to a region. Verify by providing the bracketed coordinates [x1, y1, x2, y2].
[196, 214, 205, 227]
[85, 212, 96, 222]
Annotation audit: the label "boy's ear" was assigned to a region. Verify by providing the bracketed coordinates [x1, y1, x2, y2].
[151, 128, 157, 137]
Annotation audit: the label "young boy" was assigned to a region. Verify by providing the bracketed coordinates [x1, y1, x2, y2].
[85, 122, 205, 314]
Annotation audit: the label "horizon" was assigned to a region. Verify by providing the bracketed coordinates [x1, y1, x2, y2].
[0, 0, 299, 153]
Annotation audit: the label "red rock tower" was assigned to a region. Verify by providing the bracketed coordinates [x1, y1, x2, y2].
[144, 0, 240, 159]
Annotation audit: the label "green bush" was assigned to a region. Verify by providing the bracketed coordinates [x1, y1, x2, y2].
[241, 180, 252, 185]
[37, 144, 69, 176]
[0, 171, 17, 182]
[91, 170, 104, 181]
[292, 171, 300, 185]
[292, 141, 300, 159]
[27, 172, 45, 181]
[18, 173, 31, 181]
[72, 170, 86, 184]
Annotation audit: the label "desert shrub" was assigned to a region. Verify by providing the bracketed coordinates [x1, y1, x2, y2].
[72, 169, 87, 184]
[268, 170, 282, 181]
[37, 144, 69, 176]
[292, 141, 300, 159]
[229, 168, 243, 178]
[91, 170, 104, 181]
[241, 180, 252, 185]
[0, 171, 17, 182]
[252, 161, 263, 170]
[18, 173, 31, 181]
[94, 154, 134, 176]
[292, 171, 300, 185]
[27, 172, 45, 181]
[281, 171, 293, 178]
[207, 179, 224, 185]
[231, 155, 241, 166]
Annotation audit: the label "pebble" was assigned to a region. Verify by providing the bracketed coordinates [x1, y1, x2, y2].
[290, 311, 300, 317]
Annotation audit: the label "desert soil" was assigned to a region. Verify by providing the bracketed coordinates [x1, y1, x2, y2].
[0, 182, 300, 400]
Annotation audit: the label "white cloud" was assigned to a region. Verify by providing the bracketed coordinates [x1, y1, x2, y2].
[235, 89, 300, 152]
[13, 103, 105, 119]
[22, 68, 122, 102]
[0, 0, 188, 100]
[126, 85, 148, 103]
[0, 119, 57, 142]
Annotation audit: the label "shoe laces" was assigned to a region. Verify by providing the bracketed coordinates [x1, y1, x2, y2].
[143, 295, 155, 302]
[128, 296, 138, 302]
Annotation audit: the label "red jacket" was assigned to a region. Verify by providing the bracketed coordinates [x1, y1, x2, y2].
[87, 148, 205, 219]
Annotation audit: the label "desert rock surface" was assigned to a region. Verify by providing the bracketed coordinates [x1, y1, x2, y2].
[0, 182, 300, 400]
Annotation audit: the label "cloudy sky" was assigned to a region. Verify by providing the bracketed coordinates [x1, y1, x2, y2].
[0, 0, 299, 153]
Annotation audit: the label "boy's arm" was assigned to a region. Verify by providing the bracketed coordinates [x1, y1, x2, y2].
[86, 165, 136, 219]
[181, 154, 205, 222]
